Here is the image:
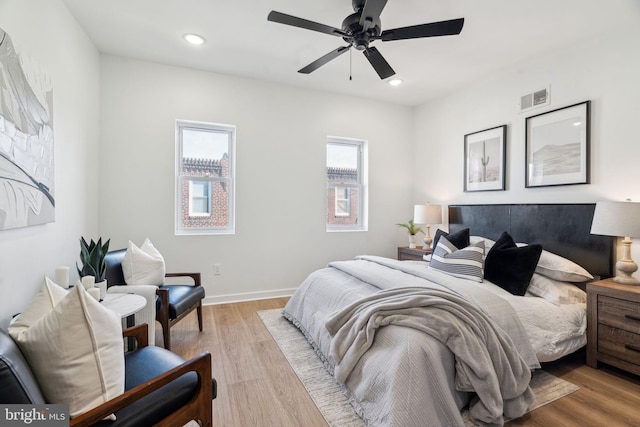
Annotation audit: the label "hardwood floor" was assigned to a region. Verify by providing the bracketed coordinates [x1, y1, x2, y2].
[167, 298, 640, 427]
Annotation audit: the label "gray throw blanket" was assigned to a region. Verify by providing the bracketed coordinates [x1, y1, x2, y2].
[325, 286, 535, 427]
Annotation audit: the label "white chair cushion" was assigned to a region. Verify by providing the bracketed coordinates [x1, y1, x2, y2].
[122, 238, 165, 286]
[9, 284, 124, 418]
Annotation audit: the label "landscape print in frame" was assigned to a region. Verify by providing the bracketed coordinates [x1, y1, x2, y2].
[0, 27, 55, 230]
[525, 101, 590, 188]
[464, 125, 506, 192]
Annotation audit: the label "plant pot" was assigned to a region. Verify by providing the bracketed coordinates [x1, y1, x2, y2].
[408, 235, 416, 249]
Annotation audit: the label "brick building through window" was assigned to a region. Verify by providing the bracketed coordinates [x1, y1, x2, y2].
[180, 155, 230, 229]
[326, 166, 359, 226]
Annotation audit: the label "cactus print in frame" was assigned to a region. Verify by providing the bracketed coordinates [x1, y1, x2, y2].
[464, 125, 506, 192]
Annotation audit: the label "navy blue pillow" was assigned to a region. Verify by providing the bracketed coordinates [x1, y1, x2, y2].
[484, 232, 542, 296]
[432, 228, 470, 251]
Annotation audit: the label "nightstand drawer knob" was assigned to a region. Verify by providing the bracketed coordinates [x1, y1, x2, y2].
[625, 344, 640, 353]
[625, 314, 640, 322]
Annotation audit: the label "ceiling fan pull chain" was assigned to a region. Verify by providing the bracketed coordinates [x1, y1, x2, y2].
[349, 48, 353, 81]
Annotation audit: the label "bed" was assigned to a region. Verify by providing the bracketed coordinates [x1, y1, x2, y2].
[282, 204, 613, 427]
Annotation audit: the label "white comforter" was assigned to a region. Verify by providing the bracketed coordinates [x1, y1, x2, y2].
[283, 256, 579, 427]
[408, 260, 587, 362]
[326, 286, 535, 426]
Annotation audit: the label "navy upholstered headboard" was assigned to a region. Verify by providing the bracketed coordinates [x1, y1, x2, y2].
[448, 204, 614, 279]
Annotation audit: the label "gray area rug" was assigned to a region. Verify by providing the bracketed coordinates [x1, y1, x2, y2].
[258, 308, 579, 427]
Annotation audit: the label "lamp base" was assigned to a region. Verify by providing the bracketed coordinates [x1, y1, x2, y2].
[614, 275, 640, 285]
[423, 225, 433, 250]
[615, 250, 640, 285]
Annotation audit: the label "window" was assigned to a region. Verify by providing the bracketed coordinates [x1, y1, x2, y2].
[326, 137, 367, 231]
[335, 187, 350, 217]
[189, 180, 211, 216]
[176, 120, 235, 235]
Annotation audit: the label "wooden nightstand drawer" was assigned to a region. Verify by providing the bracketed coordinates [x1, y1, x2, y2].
[587, 278, 640, 375]
[598, 295, 640, 334]
[598, 324, 640, 365]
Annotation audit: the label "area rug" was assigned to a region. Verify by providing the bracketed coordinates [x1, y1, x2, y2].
[258, 308, 579, 427]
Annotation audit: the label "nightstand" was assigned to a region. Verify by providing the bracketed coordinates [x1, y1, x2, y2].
[397, 246, 430, 261]
[587, 278, 640, 375]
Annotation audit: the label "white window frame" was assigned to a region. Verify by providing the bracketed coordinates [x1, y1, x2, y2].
[326, 137, 367, 232]
[176, 120, 236, 235]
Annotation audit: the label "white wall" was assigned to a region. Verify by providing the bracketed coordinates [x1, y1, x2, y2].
[412, 25, 640, 277]
[0, 0, 100, 327]
[99, 56, 413, 304]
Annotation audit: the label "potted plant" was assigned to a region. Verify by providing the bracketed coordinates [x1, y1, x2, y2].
[77, 237, 110, 297]
[396, 219, 423, 249]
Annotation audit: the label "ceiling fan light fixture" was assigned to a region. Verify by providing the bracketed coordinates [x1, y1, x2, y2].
[183, 33, 205, 45]
[388, 78, 403, 86]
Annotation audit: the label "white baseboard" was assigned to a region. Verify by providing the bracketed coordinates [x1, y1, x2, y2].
[202, 288, 297, 306]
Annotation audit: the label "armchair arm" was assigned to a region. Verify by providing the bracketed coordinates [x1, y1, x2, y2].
[156, 287, 170, 322]
[123, 324, 148, 348]
[69, 351, 212, 426]
[164, 272, 201, 286]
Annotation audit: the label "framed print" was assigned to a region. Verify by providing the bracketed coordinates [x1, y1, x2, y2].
[525, 101, 590, 188]
[464, 125, 506, 192]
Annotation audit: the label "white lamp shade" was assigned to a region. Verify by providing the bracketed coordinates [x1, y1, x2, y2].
[413, 204, 442, 225]
[591, 201, 640, 238]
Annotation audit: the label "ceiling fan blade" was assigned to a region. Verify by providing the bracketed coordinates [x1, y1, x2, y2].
[380, 18, 464, 41]
[268, 11, 345, 37]
[363, 46, 395, 79]
[298, 46, 351, 74]
[359, 0, 388, 31]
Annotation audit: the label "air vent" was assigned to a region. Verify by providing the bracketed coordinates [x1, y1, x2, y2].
[518, 86, 550, 113]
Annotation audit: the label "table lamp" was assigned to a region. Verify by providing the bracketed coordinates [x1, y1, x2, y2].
[591, 200, 640, 285]
[413, 204, 442, 250]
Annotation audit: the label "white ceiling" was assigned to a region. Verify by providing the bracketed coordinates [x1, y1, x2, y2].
[62, 0, 640, 106]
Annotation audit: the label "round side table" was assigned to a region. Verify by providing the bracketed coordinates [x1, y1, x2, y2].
[101, 293, 147, 319]
[101, 293, 147, 349]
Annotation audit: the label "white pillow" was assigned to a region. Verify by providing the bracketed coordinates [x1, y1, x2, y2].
[536, 250, 593, 282]
[429, 236, 485, 282]
[9, 284, 124, 418]
[9, 277, 69, 335]
[526, 273, 587, 305]
[515, 244, 593, 282]
[122, 238, 165, 286]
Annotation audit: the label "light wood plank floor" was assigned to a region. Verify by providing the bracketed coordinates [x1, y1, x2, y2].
[166, 298, 640, 427]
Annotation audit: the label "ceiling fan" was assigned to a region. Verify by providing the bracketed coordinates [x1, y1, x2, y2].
[267, 0, 464, 80]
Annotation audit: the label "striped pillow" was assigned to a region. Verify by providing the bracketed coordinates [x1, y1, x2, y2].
[429, 236, 485, 282]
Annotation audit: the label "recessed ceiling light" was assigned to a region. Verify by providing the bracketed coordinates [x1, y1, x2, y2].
[183, 33, 205, 45]
[388, 79, 403, 86]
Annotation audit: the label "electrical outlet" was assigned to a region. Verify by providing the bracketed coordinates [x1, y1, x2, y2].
[213, 264, 222, 275]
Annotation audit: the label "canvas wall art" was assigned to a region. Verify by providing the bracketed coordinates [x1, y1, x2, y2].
[0, 27, 54, 230]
